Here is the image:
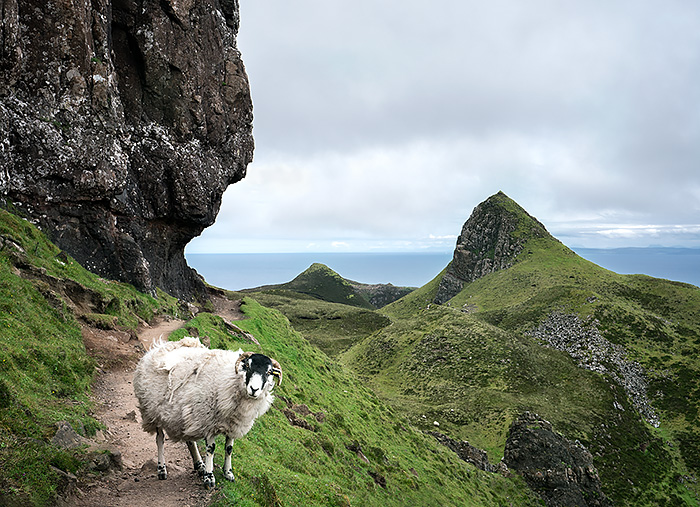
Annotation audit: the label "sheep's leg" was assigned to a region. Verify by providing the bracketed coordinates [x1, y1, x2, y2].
[186, 441, 206, 477]
[156, 428, 167, 480]
[203, 436, 216, 489]
[223, 435, 235, 481]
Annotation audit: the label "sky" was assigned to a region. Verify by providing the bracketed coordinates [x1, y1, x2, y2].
[187, 0, 700, 254]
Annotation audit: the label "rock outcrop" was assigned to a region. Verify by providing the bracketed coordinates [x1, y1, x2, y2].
[504, 412, 611, 507]
[434, 191, 550, 303]
[0, 0, 253, 297]
[429, 431, 507, 475]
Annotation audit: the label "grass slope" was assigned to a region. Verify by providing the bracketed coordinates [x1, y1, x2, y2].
[0, 208, 540, 505]
[241, 290, 391, 357]
[346, 234, 700, 506]
[168, 298, 541, 506]
[0, 209, 179, 505]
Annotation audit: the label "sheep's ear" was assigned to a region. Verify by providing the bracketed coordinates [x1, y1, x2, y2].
[235, 352, 254, 374]
[270, 359, 282, 386]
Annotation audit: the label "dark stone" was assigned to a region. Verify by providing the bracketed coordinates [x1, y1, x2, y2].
[0, 0, 253, 298]
[51, 421, 88, 449]
[434, 191, 550, 304]
[504, 412, 612, 507]
[368, 470, 387, 488]
[283, 408, 314, 431]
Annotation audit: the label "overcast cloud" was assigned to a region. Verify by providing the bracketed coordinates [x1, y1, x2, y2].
[188, 0, 700, 253]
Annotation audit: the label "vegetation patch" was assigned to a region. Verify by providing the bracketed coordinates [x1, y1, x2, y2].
[239, 290, 391, 357]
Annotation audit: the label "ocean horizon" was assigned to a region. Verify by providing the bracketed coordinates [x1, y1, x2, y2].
[185, 247, 700, 292]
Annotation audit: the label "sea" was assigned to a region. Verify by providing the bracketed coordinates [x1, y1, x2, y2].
[185, 248, 700, 292]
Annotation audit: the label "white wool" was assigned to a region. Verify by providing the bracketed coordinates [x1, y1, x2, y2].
[133, 339, 274, 442]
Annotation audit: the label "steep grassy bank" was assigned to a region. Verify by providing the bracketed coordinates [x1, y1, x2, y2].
[168, 297, 541, 506]
[0, 209, 180, 505]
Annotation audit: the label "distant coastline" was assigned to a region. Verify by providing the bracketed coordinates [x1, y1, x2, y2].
[185, 252, 453, 291]
[186, 248, 700, 292]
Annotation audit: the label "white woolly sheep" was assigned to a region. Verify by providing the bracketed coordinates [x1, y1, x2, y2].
[133, 337, 282, 489]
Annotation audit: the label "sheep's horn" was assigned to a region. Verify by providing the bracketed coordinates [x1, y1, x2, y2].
[270, 358, 282, 385]
[235, 351, 254, 374]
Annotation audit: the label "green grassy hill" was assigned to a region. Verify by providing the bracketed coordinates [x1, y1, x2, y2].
[341, 195, 700, 506]
[246, 262, 414, 310]
[0, 207, 541, 505]
[247, 263, 375, 309]
[166, 299, 541, 506]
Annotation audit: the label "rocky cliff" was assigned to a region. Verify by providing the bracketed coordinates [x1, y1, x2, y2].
[504, 412, 611, 507]
[434, 191, 551, 303]
[0, 0, 253, 297]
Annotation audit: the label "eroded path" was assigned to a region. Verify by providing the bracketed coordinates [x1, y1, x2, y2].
[69, 296, 245, 506]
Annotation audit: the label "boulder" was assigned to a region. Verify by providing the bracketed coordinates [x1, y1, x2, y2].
[504, 412, 612, 507]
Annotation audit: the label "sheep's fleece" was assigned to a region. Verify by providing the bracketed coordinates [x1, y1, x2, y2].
[133, 337, 277, 442]
[133, 337, 281, 487]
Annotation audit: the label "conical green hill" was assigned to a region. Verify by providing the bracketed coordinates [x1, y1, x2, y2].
[279, 263, 374, 309]
[349, 193, 700, 505]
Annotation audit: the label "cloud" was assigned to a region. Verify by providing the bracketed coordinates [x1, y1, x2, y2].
[188, 0, 700, 253]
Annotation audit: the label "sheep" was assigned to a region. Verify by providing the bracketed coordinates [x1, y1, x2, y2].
[133, 337, 282, 489]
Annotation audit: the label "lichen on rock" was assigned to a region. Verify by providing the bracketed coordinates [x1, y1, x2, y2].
[0, 0, 254, 298]
[504, 412, 612, 507]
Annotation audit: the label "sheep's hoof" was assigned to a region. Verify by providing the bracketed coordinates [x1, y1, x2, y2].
[203, 472, 215, 489]
[224, 470, 235, 482]
[157, 464, 168, 480]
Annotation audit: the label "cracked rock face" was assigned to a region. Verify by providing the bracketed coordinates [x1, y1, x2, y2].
[504, 412, 612, 507]
[434, 191, 549, 304]
[0, 0, 253, 297]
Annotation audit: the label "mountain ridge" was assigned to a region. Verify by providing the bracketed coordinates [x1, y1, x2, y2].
[340, 192, 700, 505]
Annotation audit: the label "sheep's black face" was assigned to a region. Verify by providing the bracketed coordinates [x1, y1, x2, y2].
[240, 354, 276, 399]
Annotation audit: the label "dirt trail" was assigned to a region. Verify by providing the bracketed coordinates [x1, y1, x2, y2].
[69, 296, 245, 507]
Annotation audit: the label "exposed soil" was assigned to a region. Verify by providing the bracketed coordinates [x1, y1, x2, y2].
[67, 296, 245, 507]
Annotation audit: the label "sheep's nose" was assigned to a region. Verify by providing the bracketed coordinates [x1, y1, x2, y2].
[249, 387, 259, 397]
